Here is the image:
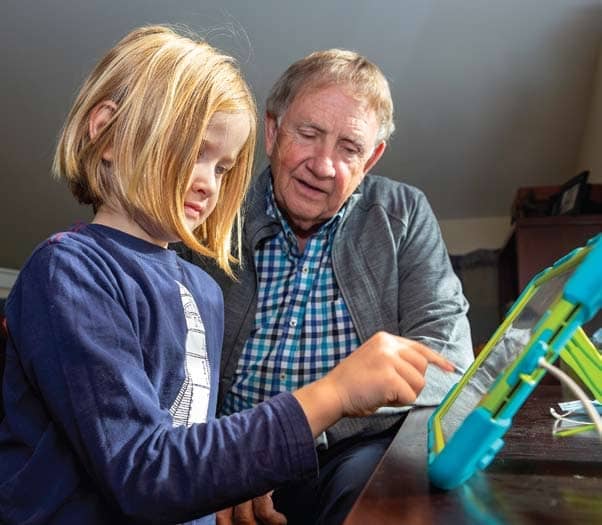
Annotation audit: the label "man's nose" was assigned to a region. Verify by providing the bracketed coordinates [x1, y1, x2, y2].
[309, 145, 336, 178]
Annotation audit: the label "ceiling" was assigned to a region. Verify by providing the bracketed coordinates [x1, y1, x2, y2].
[1, 0, 601, 269]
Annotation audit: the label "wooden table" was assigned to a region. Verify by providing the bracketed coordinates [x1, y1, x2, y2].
[344, 384, 602, 524]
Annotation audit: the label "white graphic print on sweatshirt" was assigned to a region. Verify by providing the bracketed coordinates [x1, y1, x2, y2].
[169, 281, 211, 427]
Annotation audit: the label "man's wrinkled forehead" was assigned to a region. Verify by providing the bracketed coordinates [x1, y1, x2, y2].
[289, 79, 370, 112]
[277, 81, 373, 127]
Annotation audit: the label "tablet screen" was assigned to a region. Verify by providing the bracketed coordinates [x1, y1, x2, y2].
[439, 267, 575, 443]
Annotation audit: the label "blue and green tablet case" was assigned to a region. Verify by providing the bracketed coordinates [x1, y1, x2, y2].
[428, 233, 602, 490]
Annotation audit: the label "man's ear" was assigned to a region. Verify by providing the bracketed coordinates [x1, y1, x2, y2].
[264, 112, 278, 158]
[88, 100, 117, 162]
[363, 141, 386, 174]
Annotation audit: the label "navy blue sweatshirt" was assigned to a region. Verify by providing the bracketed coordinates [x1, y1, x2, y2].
[0, 224, 316, 524]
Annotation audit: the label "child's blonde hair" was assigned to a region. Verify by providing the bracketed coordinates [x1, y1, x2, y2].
[53, 25, 257, 276]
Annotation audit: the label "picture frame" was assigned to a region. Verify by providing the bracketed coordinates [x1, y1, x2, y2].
[551, 171, 590, 216]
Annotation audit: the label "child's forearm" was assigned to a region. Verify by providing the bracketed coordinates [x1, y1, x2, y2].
[292, 377, 344, 437]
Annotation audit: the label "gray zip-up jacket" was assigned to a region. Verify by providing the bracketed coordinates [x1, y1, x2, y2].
[179, 167, 473, 445]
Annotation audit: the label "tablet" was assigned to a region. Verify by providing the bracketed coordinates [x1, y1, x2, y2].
[427, 233, 602, 490]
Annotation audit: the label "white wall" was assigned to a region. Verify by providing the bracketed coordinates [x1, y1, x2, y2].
[577, 43, 602, 183]
[2, 45, 600, 281]
[439, 216, 511, 255]
[2, 1, 601, 270]
[444, 42, 602, 256]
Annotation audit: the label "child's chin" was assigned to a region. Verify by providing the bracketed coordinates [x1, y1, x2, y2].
[186, 219, 202, 232]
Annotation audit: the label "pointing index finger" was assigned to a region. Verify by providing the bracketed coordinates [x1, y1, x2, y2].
[407, 339, 456, 372]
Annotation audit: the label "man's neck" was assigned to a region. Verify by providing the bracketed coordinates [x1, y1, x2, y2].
[295, 232, 311, 253]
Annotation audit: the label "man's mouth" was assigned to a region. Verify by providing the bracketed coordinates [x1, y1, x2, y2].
[294, 178, 327, 195]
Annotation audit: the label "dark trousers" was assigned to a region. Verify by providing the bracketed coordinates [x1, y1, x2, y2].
[272, 417, 405, 525]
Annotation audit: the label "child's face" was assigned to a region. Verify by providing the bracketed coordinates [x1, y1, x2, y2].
[183, 111, 250, 232]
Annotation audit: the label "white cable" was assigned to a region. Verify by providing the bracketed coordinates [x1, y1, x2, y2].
[538, 357, 602, 441]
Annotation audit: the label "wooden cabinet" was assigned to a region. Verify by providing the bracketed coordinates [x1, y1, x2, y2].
[497, 215, 601, 385]
[498, 214, 602, 315]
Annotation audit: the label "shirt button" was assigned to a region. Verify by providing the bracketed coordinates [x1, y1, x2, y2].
[279, 373, 286, 381]
[289, 319, 297, 327]
[301, 264, 309, 275]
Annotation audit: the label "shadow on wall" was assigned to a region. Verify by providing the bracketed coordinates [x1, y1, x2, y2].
[451, 250, 500, 354]
[0, 298, 6, 417]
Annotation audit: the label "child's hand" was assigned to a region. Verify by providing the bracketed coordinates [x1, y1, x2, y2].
[324, 331, 454, 417]
[293, 332, 455, 436]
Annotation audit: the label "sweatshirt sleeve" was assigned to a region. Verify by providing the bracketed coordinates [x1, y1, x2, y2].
[396, 190, 474, 404]
[6, 243, 317, 523]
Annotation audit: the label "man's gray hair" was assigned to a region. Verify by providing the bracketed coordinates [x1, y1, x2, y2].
[266, 49, 395, 143]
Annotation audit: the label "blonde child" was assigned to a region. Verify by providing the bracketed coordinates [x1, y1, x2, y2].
[0, 26, 453, 525]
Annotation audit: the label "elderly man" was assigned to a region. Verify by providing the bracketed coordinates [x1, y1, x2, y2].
[180, 49, 473, 525]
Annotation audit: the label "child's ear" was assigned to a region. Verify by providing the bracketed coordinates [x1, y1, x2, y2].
[88, 100, 117, 161]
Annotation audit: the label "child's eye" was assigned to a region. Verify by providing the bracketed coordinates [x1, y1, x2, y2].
[215, 165, 229, 177]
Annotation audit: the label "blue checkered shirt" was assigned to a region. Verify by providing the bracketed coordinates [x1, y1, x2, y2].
[221, 182, 361, 415]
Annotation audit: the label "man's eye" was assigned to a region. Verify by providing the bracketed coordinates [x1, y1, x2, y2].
[298, 130, 316, 139]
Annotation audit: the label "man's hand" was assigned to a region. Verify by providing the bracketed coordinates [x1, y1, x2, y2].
[293, 331, 455, 436]
[216, 492, 287, 525]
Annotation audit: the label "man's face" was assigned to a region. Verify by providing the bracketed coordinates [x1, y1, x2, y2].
[265, 84, 386, 237]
